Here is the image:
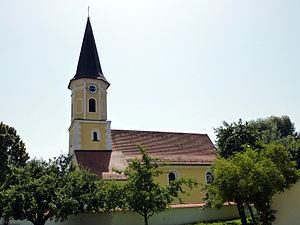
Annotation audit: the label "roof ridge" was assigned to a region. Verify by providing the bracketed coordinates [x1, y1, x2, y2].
[111, 129, 207, 136]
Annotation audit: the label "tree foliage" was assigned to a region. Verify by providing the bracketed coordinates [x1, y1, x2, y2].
[215, 119, 259, 158]
[215, 116, 300, 167]
[212, 116, 300, 225]
[248, 115, 297, 145]
[0, 122, 29, 183]
[288, 139, 300, 169]
[206, 143, 299, 225]
[0, 122, 29, 220]
[117, 144, 198, 225]
[0, 155, 102, 225]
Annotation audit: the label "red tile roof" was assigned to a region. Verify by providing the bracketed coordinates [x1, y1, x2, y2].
[111, 129, 216, 165]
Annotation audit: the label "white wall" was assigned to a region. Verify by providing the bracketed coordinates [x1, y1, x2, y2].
[272, 181, 300, 225]
[9, 205, 239, 225]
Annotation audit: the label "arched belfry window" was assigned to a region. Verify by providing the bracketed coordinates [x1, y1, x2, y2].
[168, 171, 178, 184]
[89, 98, 96, 112]
[91, 128, 100, 142]
[206, 171, 213, 184]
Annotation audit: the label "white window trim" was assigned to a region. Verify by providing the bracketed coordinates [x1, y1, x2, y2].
[105, 123, 112, 150]
[88, 97, 97, 113]
[91, 128, 100, 142]
[83, 83, 86, 119]
[73, 122, 81, 150]
[98, 88, 101, 119]
[167, 170, 179, 184]
[101, 99, 105, 116]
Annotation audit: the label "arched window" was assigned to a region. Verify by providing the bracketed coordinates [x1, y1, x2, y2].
[168, 171, 178, 184]
[89, 98, 96, 112]
[169, 172, 176, 183]
[93, 132, 98, 141]
[91, 128, 100, 142]
[206, 171, 213, 184]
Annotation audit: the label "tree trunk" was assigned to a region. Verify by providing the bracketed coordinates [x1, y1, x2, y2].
[144, 216, 148, 225]
[4, 218, 9, 225]
[236, 199, 247, 225]
[247, 202, 257, 225]
[256, 202, 272, 225]
[144, 210, 148, 225]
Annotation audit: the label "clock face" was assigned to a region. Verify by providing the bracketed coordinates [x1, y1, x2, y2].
[88, 84, 97, 94]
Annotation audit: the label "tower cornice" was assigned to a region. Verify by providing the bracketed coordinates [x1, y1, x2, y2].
[69, 119, 111, 131]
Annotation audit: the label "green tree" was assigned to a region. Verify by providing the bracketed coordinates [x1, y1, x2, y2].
[215, 116, 300, 168]
[117, 144, 198, 225]
[83, 179, 125, 213]
[288, 139, 300, 169]
[248, 115, 297, 145]
[0, 122, 29, 184]
[215, 119, 259, 158]
[0, 155, 102, 225]
[0, 122, 29, 222]
[205, 143, 299, 225]
[251, 143, 299, 224]
[247, 116, 300, 169]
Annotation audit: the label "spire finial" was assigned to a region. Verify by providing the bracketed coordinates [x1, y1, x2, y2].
[88, 6, 90, 18]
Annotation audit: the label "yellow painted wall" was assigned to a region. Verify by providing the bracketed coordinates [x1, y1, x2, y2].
[69, 78, 110, 153]
[73, 88, 84, 120]
[69, 78, 108, 122]
[80, 122, 108, 150]
[69, 121, 111, 151]
[156, 166, 210, 203]
[100, 92, 107, 120]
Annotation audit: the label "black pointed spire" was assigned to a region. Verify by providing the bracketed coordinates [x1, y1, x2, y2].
[72, 17, 109, 85]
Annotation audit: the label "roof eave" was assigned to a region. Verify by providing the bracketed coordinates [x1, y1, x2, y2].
[68, 76, 110, 89]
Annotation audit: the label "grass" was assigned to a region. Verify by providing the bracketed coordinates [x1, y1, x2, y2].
[186, 219, 241, 225]
[186, 217, 259, 225]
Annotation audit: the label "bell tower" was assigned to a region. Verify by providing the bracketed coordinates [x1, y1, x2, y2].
[68, 17, 111, 156]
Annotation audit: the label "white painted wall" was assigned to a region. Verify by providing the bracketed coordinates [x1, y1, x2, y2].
[272, 181, 300, 225]
[9, 205, 239, 225]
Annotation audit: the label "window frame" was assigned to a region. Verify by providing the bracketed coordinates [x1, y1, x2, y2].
[167, 170, 179, 184]
[205, 170, 213, 184]
[88, 98, 97, 112]
[91, 128, 100, 142]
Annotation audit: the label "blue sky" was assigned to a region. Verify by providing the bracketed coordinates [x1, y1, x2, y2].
[1, 0, 300, 160]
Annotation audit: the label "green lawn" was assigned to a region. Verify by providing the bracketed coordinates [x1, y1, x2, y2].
[186, 217, 259, 225]
[186, 219, 241, 225]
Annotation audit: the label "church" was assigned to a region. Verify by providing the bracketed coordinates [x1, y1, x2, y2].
[3, 17, 240, 225]
[68, 17, 217, 203]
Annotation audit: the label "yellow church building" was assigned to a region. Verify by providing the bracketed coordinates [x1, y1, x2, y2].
[4, 17, 241, 225]
[68, 17, 217, 204]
